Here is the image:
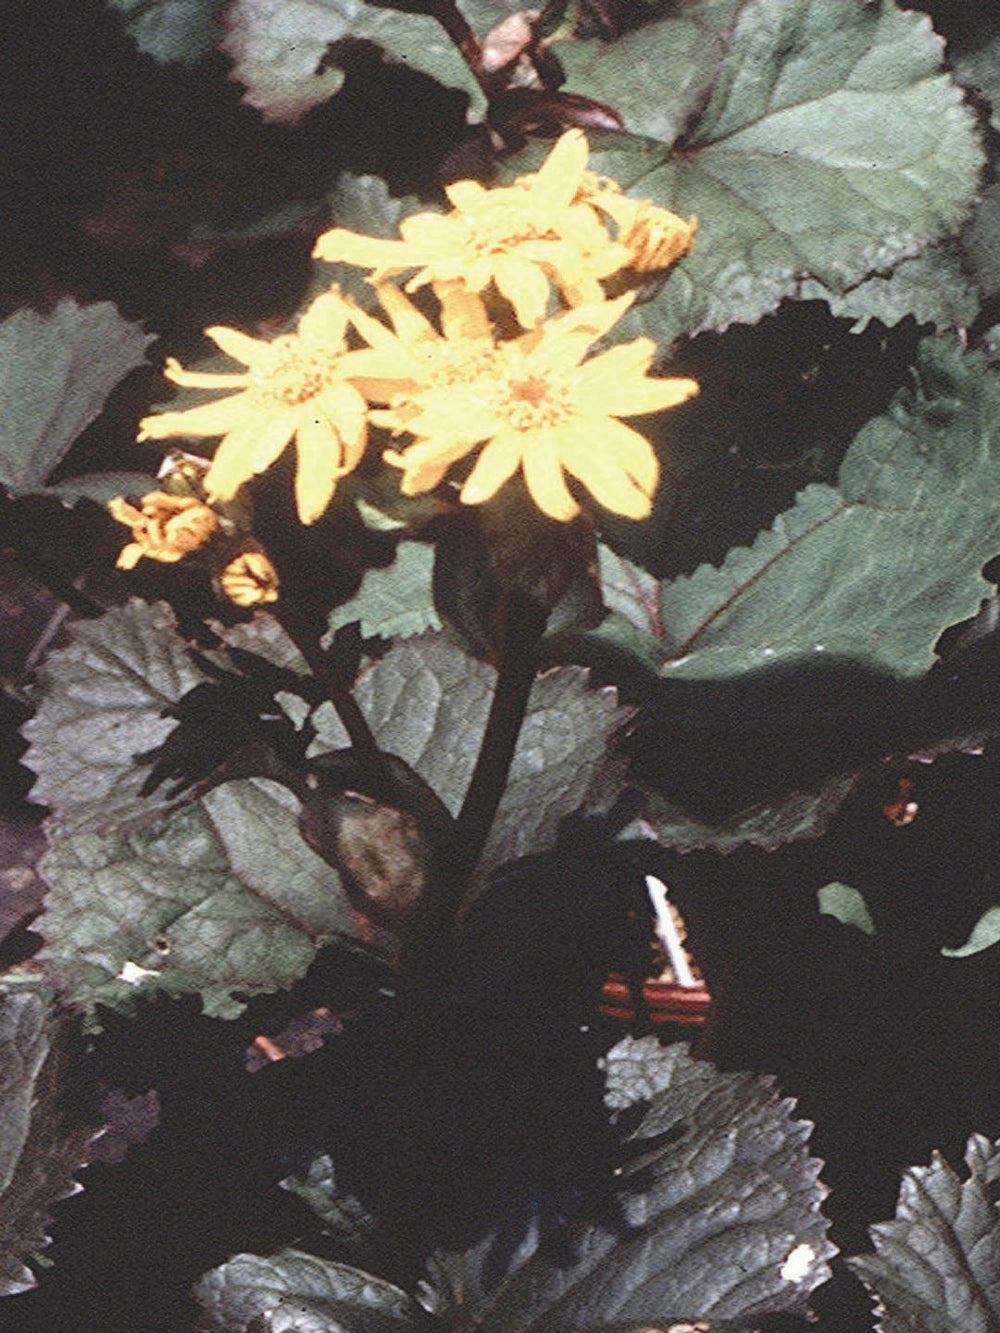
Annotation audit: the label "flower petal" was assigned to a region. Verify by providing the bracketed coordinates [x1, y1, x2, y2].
[527, 129, 589, 217]
[493, 253, 551, 329]
[443, 179, 491, 212]
[204, 409, 297, 499]
[575, 341, 699, 416]
[372, 282, 436, 347]
[293, 413, 341, 523]
[298, 290, 351, 348]
[435, 281, 492, 343]
[205, 325, 273, 369]
[319, 383, 368, 468]
[558, 416, 658, 519]
[459, 429, 524, 506]
[137, 394, 252, 441]
[312, 228, 418, 272]
[162, 358, 248, 390]
[521, 428, 580, 522]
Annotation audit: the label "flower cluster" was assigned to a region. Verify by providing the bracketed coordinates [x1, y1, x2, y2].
[114, 131, 698, 594]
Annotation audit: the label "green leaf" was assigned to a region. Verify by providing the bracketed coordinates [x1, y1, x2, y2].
[848, 1134, 1000, 1333]
[799, 243, 980, 333]
[425, 1035, 835, 1330]
[818, 882, 876, 935]
[941, 905, 1000, 959]
[0, 299, 154, 499]
[593, 338, 1000, 682]
[28, 606, 628, 1015]
[952, 17, 1000, 134]
[22, 600, 219, 837]
[220, 0, 515, 122]
[309, 633, 631, 883]
[279, 1154, 379, 1260]
[36, 796, 362, 1021]
[640, 771, 866, 854]
[962, 182, 1000, 304]
[554, 0, 984, 345]
[107, 0, 228, 64]
[325, 541, 441, 641]
[0, 985, 95, 1293]
[194, 1247, 424, 1333]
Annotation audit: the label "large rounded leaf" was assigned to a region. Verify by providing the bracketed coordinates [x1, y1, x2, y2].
[554, 0, 983, 344]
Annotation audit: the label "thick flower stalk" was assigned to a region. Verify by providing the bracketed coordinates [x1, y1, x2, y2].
[108, 491, 220, 569]
[364, 289, 699, 522]
[137, 291, 369, 525]
[314, 131, 632, 328]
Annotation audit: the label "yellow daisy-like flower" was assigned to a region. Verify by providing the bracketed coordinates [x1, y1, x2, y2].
[313, 130, 630, 329]
[108, 491, 220, 569]
[137, 291, 369, 525]
[375, 293, 699, 522]
[344, 280, 501, 408]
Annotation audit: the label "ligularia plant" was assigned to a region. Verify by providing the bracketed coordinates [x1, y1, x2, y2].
[3, 3, 999, 1331]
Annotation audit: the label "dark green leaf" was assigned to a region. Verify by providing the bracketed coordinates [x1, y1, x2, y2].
[952, 17, 1000, 134]
[28, 606, 628, 1014]
[36, 795, 362, 1021]
[0, 984, 95, 1294]
[325, 541, 441, 641]
[940, 906, 1000, 959]
[818, 882, 877, 936]
[220, 0, 514, 122]
[799, 243, 980, 333]
[425, 1035, 835, 1331]
[848, 1134, 1000, 1333]
[0, 299, 154, 499]
[107, 0, 228, 64]
[194, 1247, 423, 1332]
[310, 632, 631, 884]
[552, 0, 983, 345]
[594, 339, 1000, 682]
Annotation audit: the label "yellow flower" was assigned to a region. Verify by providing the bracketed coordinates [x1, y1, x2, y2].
[576, 174, 697, 276]
[218, 550, 280, 606]
[137, 291, 369, 525]
[108, 491, 220, 569]
[344, 280, 501, 408]
[313, 130, 630, 329]
[376, 293, 699, 522]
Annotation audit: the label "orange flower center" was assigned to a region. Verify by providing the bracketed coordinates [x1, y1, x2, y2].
[501, 372, 573, 432]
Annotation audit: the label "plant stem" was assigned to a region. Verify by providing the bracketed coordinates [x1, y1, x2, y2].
[425, 0, 490, 95]
[449, 590, 547, 894]
[274, 600, 391, 790]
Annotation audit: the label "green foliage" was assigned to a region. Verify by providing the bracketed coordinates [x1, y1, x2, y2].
[552, 0, 983, 344]
[325, 541, 441, 640]
[0, 985, 95, 1293]
[848, 1134, 1000, 1332]
[818, 882, 877, 936]
[425, 1036, 834, 1329]
[941, 905, 1000, 959]
[0, 299, 154, 501]
[798, 244, 980, 333]
[594, 339, 1000, 682]
[195, 1247, 425, 1332]
[195, 1038, 834, 1331]
[26, 604, 628, 1015]
[220, 0, 513, 121]
[36, 797, 363, 1021]
[308, 633, 631, 883]
[107, 0, 229, 65]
